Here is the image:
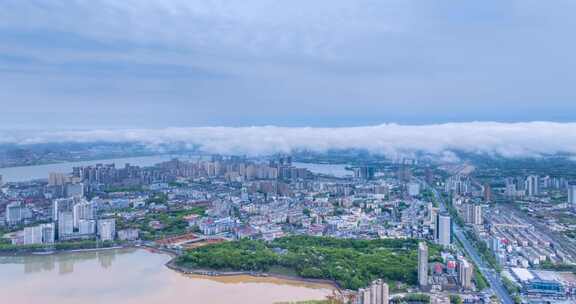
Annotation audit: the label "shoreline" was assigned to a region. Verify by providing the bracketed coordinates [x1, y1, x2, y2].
[0, 245, 131, 257]
[164, 257, 343, 292]
[1, 242, 344, 293]
[0, 243, 339, 291]
[1, 244, 341, 292]
[0, 153, 207, 170]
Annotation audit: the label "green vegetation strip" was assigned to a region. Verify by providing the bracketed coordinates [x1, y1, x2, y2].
[501, 275, 522, 304]
[0, 240, 122, 253]
[454, 236, 490, 290]
[177, 236, 440, 290]
[464, 230, 501, 272]
[391, 294, 430, 304]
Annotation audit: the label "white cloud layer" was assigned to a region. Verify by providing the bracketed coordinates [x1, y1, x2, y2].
[2, 122, 576, 159]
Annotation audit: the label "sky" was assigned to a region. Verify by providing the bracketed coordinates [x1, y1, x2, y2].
[1, 0, 576, 129]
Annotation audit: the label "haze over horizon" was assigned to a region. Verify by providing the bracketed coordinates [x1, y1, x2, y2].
[1, 1, 576, 129]
[2, 122, 576, 160]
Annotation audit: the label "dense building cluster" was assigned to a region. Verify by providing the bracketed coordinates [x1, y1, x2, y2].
[6, 153, 576, 303]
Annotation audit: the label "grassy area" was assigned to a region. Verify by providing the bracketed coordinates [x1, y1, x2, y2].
[177, 236, 440, 290]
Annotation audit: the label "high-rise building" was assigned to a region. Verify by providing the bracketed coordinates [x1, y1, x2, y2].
[41, 223, 55, 244]
[473, 205, 482, 225]
[66, 183, 84, 198]
[397, 166, 412, 182]
[458, 258, 474, 290]
[24, 225, 43, 245]
[73, 201, 96, 229]
[78, 220, 97, 235]
[372, 279, 389, 304]
[359, 288, 370, 304]
[5, 201, 23, 226]
[354, 166, 376, 180]
[428, 202, 437, 227]
[489, 236, 501, 254]
[48, 172, 67, 186]
[504, 177, 517, 197]
[568, 183, 576, 209]
[425, 167, 434, 185]
[98, 219, 116, 241]
[465, 204, 483, 225]
[53, 198, 75, 221]
[407, 182, 421, 197]
[445, 175, 471, 195]
[418, 242, 429, 288]
[24, 223, 56, 245]
[382, 282, 389, 304]
[436, 213, 452, 246]
[526, 175, 539, 197]
[357, 279, 389, 304]
[58, 212, 74, 240]
[483, 183, 492, 202]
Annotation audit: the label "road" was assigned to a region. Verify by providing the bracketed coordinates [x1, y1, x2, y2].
[429, 186, 515, 304]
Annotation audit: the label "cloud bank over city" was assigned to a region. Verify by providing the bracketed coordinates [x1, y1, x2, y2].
[2, 122, 576, 159]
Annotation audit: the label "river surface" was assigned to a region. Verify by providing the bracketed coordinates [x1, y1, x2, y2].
[0, 155, 350, 182]
[293, 162, 351, 178]
[0, 248, 334, 304]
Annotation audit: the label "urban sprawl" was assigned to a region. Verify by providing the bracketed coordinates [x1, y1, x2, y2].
[2, 154, 576, 304]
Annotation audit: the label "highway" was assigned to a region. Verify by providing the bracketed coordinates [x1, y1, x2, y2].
[430, 187, 515, 304]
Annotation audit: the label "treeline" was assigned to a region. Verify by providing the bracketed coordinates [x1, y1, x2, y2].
[390, 293, 430, 303]
[0, 240, 120, 253]
[465, 230, 501, 272]
[177, 236, 440, 290]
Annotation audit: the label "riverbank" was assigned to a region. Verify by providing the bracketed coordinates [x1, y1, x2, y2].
[0, 242, 339, 291]
[0, 239, 133, 256]
[0, 154, 205, 182]
[0, 247, 336, 304]
[165, 257, 342, 291]
[0, 153, 163, 170]
[0, 244, 129, 257]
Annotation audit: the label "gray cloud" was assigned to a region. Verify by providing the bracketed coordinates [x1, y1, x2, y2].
[3, 122, 576, 159]
[1, 1, 576, 128]
[0, 0, 400, 59]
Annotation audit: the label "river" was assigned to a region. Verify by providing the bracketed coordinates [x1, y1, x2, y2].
[0, 155, 351, 182]
[0, 248, 335, 304]
[293, 162, 351, 178]
[0, 155, 194, 183]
